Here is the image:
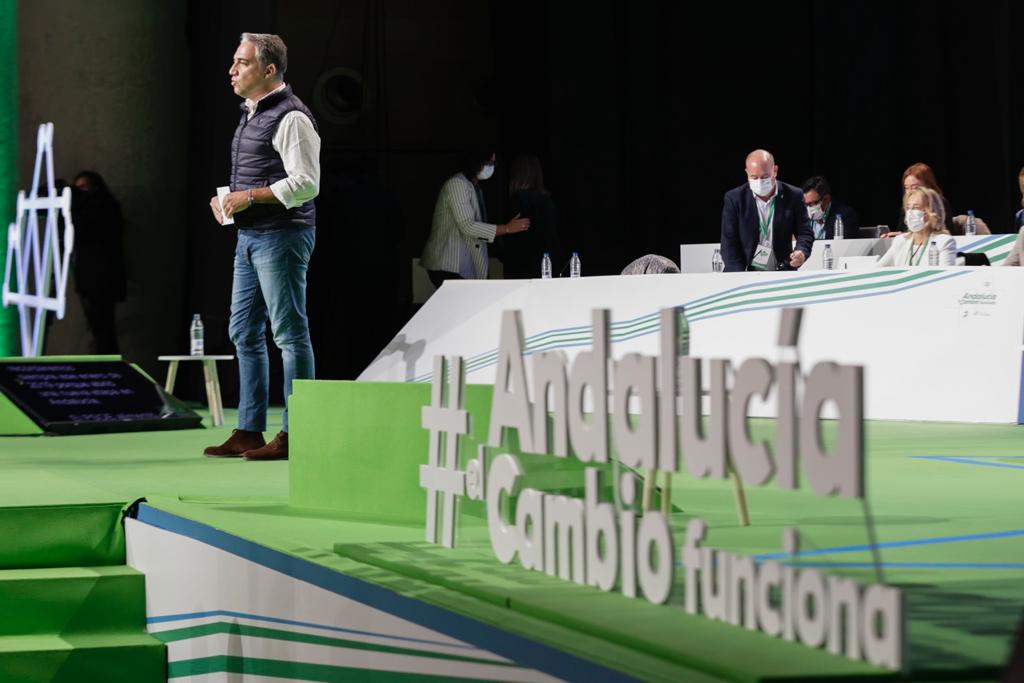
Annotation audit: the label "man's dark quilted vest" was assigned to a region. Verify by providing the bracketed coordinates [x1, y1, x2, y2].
[230, 84, 318, 229]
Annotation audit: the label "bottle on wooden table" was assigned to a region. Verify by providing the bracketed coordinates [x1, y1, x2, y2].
[190, 314, 204, 356]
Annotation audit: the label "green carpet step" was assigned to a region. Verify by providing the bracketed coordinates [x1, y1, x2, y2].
[0, 503, 125, 569]
[0, 632, 165, 683]
[0, 565, 146, 637]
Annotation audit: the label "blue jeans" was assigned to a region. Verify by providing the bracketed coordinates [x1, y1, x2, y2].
[229, 226, 315, 433]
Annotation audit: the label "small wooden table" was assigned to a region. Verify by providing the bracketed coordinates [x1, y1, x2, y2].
[158, 355, 234, 427]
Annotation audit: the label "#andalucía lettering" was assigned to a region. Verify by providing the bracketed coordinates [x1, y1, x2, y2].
[420, 307, 903, 671]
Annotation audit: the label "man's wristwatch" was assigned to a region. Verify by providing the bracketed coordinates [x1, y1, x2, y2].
[247, 189, 254, 208]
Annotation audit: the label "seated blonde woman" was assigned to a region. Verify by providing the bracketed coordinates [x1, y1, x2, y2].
[876, 187, 956, 267]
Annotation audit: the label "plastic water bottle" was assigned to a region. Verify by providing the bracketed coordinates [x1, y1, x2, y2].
[570, 252, 581, 278]
[928, 240, 939, 266]
[541, 252, 553, 279]
[822, 243, 834, 270]
[711, 248, 724, 272]
[834, 213, 844, 240]
[190, 314, 204, 356]
[965, 210, 976, 236]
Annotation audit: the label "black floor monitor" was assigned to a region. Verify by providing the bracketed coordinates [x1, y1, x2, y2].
[0, 358, 203, 435]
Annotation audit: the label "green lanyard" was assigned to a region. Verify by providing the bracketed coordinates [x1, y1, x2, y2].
[759, 199, 776, 241]
[908, 241, 927, 266]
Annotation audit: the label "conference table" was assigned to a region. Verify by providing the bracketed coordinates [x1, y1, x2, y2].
[679, 234, 1017, 273]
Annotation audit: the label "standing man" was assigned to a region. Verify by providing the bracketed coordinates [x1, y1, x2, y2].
[801, 175, 860, 240]
[720, 149, 813, 272]
[204, 33, 320, 461]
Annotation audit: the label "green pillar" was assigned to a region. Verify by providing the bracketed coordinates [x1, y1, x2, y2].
[0, 0, 15, 355]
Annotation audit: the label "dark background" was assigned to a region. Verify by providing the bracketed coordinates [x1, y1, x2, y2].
[168, 1, 1024, 403]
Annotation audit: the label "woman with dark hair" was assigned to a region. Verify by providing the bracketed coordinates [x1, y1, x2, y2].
[498, 154, 560, 279]
[420, 150, 529, 289]
[71, 170, 126, 354]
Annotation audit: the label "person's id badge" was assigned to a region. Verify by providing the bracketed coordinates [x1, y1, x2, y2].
[751, 243, 773, 270]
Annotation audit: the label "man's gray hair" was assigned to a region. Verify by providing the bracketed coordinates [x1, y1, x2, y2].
[240, 32, 287, 78]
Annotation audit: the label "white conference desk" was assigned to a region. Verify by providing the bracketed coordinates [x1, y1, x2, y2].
[679, 234, 1017, 273]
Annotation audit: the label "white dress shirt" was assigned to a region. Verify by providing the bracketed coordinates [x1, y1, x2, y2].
[752, 183, 778, 269]
[811, 212, 827, 239]
[753, 184, 776, 246]
[244, 84, 321, 209]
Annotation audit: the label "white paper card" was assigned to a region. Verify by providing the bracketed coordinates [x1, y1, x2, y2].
[216, 186, 234, 225]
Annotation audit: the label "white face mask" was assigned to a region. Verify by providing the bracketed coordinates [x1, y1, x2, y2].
[905, 209, 926, 232]
[477, 164, 495, 181]
[749, 177, 774, 197]
[807, 204, 825, 221]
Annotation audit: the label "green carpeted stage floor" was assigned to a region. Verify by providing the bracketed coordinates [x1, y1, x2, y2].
[0, 407, 1021, 681]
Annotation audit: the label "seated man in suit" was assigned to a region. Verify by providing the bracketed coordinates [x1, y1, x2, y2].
[801, 175, 860, 239]
[720, 149, 814, 272]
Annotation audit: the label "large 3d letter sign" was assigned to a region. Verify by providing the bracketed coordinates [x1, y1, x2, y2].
[421, 307, 903, 671]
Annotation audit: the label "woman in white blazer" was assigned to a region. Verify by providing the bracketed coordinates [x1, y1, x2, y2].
[420, 150, 530, 288]
[876, 187, 956, 267]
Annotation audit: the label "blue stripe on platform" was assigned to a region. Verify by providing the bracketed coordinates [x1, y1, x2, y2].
[135, 504, 638, 683]
[959, 234, 1001, 251]
[147, 609, 476, 649]
[752, 528, 1024, 561]
[783, 561, 1024, 570]
[910, 455, 1024, 470]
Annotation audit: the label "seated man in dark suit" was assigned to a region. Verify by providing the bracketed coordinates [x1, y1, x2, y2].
[720, 149, 814, 272]
[802, 175, 860, 239]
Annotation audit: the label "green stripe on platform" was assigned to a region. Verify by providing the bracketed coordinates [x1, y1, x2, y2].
[684, 269, 908, 313]
[963, 234, 1015, 253]
[168, 655, 494, 681]
[154, 621, 514, 668]
[426, 270, 943, 381]
[687, 269, 935, 318]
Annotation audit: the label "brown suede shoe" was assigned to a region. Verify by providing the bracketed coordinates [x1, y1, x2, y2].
[243, 431, 288, 461]
[203, 429, 266, 458]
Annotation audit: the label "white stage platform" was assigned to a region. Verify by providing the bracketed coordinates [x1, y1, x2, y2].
[363, 267, 1024, 424]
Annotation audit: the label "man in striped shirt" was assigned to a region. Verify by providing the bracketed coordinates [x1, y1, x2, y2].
[420, 151, 530, 288]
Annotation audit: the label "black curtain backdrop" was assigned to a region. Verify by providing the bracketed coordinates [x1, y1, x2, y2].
[180, 0, 1024, 404]
[495, 0, 1024, 273]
